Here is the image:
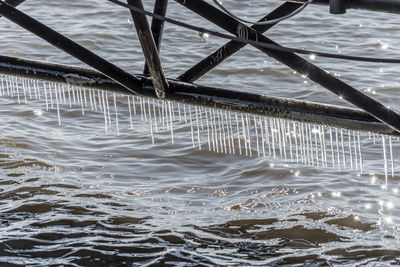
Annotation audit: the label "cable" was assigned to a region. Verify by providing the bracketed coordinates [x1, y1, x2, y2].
[210, 0, 313, 25]
[105, 0, 400, 64]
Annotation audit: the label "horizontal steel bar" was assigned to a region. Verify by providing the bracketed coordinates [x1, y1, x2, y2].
[286, 0, 400, 14]
[0, 55, 397, 136]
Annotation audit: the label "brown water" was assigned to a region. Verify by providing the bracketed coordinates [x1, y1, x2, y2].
[0, 0, 400, 266]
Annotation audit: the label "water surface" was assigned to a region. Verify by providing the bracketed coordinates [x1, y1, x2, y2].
[0, 0, 400, 265]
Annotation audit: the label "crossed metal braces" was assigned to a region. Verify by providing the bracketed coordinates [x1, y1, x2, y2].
[0, 0, 399, 135]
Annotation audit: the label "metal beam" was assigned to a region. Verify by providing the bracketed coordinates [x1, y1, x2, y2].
[178, 2, 302, 83]
[175, 0, 400, 134]
[127, 0, 168, 98]
[144, 0, 168, 75]
[0, 54, 397, 136]
[0, 1, 145, 96]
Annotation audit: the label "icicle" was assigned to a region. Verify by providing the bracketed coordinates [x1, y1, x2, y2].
[318, 126, 324, 167]
[105, 93, 111, 126]
[22, 79, 28, 104]
[148, 98, 154, 144]
[79, 88, 84, 115]
[61, 84, 66, 104]
[229, 111, 235, 154]
[83, 88, 87, 108]
[140, 97, 144, 122]
[189, 105, 195, 147]
[253, 116, 260, 157]
[281, 120, 287, 160]
[293, 122, 298, 163]
[132, 96, 137, 115]
[93, 90, 98, 111]
[241, 114, 248, 156]
[313, 127, 319, 167]
[183, 103, 187, 124]
[348, 130, 353, 170]
[357, 131, 363, 173]
[260, 117, 266, 157]
[102, 91, 108, 133]
[152, 99, 158, 133]
[161, 100, 165, 127]
[287, 121, 293, 162]
[322, 126, 328, 168]
[205, 107, 211, 151]
[167, 102, 174, 144]
[275, 120, 282, 159]
[200, 108, 204, 130]
[341, 129, 346, 169]
[49, 82, 54, 108]
[114, 93, 120, 135]
[220, 110, 227, 154]
[55, 84, 61, 126]
[389, 136, 394, 177]
[178, 103, 182, 123]
[68, 86, 73, 108]
[0, 75, 4, 96]
[195, 106, 201, 150]
[353, 131, 358, 170]
[329, 127, 334, 168]
[298, 122, 304, 164]
[89, 88, 94, 111]
[245, 114, 252, 157]
[7, 76, 13, 98]
[223, 111, 231, 154]
[4, 75, 9, 96]
[144, 97, 149, 122]
[211, 109, 217, 153]
[264, 117, 271, 157]
[270, 118, 276, 158]
[382, 135, 388, 189]
[235, 113, 242, 155]
[15, 77, 20, 104]
[305, 125, 312, 165]
[72, 86, 77, 106]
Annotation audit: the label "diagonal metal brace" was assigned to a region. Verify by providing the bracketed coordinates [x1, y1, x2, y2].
[176, 0, 400, 134]
[178, 2, 302, 83]
[144, 0, 168, 75]
[128, 0, 168, 98]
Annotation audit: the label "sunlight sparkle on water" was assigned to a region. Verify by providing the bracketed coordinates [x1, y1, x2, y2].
[34, 110, 43, 116]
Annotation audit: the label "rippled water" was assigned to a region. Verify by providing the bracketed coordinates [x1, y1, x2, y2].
[1, 0, 400, 266]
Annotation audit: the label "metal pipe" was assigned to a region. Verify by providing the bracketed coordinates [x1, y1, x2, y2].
[144, 0, 168, 75]
[176, 0, 400, 134]
[286, 0, 400, 14]
[0, 54, 397, 136]
[0, 1, 146, 96]
[177, 2, 302, 83]
[127, 0, 168, 98]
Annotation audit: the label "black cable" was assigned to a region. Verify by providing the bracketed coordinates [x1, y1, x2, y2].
[106, 0, 400, 64]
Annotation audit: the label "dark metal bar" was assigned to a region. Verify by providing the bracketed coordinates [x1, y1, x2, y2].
[5, 0, 25, 6]
[178, 2, 302, 83]
[176, 0, 400, 134]
[144, 0, 168, 75]
[0, 0, 25, 17]
[127, 0, 168, 98]
[286, 0, 400, 14]
[0, 1, 146, 96]
[0, 54, 398, 136]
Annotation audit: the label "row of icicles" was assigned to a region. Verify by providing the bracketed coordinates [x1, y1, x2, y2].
[0, 74, 398, 180]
